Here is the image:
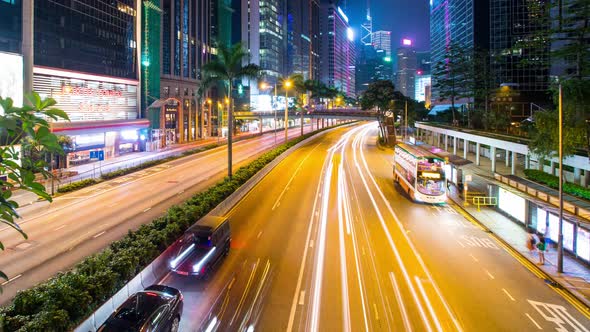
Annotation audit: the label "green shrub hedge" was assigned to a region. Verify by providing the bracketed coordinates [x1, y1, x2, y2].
[56, 143, 219, 194]
[523, 169, 590, 201]
[0, 124, 345, 331]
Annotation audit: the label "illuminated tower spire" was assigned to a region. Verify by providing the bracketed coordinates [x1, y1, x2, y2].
[360, 0, 372, 46]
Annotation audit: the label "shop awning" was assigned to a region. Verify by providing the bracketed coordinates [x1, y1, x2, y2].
[428, 104, 464, 116]
[51, 119, 150, 135]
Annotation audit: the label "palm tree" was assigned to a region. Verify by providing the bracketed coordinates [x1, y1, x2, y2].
[201, 43, 260, 179]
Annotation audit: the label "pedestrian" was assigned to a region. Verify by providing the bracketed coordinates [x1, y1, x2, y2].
[526, 230, 537, 255]
[536, 237, 546, 265]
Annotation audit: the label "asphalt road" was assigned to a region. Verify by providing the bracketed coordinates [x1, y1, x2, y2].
[155, 122, 590, 332]
[0, 125, 318, 304]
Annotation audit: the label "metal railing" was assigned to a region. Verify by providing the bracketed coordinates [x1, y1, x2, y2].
[472, 196, 498, 211]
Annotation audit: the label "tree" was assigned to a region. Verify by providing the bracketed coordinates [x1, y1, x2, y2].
[360, 80, 397, 143]
[432, 44, 472, 125]
[0, 92, 69, 285]
[201, 42, 261, 178]
[524, 0, 590, 158]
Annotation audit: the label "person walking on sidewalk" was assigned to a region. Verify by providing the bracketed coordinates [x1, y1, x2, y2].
[536, 237, 546, 265]
[526, 229, 537, 255]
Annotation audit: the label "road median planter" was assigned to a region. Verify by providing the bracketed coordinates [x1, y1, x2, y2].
[0, 122, 353, 331]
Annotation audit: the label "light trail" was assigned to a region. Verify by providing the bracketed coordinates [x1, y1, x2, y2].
[357, 124, 463, 332]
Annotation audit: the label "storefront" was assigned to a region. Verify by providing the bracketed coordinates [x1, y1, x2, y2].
[33, 66, 147, 167]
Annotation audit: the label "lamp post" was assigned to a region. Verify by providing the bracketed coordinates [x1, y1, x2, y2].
[284, 80, 292, 142]
[206, 98, 212, 138]
[217, 101, 223, 144]
[558, 83, 564, 273]
[405, 100, 408, 141]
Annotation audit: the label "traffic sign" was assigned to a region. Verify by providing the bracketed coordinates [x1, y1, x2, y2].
[90, 150, 104, 161]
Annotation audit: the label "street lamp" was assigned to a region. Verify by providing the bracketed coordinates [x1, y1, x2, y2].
[558, 83, 564, 273]
[284, 80, 292, 142]
[217, 101, 223, 143]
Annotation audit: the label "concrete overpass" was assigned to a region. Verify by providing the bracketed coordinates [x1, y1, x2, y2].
[233, 108, 378, 121]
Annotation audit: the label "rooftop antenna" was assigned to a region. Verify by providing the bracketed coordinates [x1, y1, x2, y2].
[361, 0, 373, 46]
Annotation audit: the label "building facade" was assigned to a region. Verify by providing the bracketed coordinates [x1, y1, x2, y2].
[355, 44, 393, 95]
[415, 73, 432, 105]
[372, 30, 392, 57]
[260, 0, 286, 83]
[489, 0, 550, 105]
[396, 42, 417, 98]
[286, 0, 320, 80]
[156, 0, 212, 148]
[0, 0, 23, 107]
[31, 0, 146, 167]
[320, 2, 356, 97]
[430, 0, 489, 101]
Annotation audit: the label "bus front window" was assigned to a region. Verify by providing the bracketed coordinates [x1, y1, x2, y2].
[416, 160, 445, 196]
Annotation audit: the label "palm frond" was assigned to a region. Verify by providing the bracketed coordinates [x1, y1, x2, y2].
[236, 64, 261, 81]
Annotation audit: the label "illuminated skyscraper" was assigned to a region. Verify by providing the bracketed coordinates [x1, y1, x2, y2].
[396, 39, 417, 98]
[372, 30, 392, 57]
[320, 2, 356, 97]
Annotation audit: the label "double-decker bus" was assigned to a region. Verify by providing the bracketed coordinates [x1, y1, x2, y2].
[393, 143, 447, 204]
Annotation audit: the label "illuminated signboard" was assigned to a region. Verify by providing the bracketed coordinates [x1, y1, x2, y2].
[0, 52, 23, 110]
[33, 67, 138, 122]
[498, 188, 525, 223]
[577, 228, 590, 261]
[402, 38, 413, 46]
[421, 172, 441, 179]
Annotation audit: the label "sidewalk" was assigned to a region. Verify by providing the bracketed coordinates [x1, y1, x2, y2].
[443, 143, 590, 308]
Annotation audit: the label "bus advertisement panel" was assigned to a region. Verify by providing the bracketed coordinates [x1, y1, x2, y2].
[394, 143, 447, 204]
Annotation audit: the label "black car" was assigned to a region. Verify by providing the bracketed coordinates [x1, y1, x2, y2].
[169, 216, 231, 278]
[98, 285, 183, 332]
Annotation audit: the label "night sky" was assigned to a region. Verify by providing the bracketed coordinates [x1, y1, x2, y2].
[344, 0, 430, 51]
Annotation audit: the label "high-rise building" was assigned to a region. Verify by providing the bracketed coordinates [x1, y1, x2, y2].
[286, 0, 320, 80]
[320, 2, 356, 97]
[260, 0, 286, 82]
[490, 0, 549, 103]
[430, 0, 489, 101]
[0, 0, 23, 107]
[415, 74, 432, 104]
[32, 0, 147, 167]
[416, 51, 431, 75]
[158, 0, 212, 146]
[372, 30, 392, 57]
[355, 44, 393, 95]
[396, 39, 417, 98]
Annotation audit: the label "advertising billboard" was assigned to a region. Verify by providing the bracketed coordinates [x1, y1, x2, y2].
[498, 188, 526, 223]
[0, 52, 23, 109]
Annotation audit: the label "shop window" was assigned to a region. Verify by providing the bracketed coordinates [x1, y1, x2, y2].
[577, 228, 590, 262]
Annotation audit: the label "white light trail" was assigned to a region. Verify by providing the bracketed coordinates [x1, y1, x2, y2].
[338, 163, 352, 332]
[193, 246, 217, 273]
[170, 243, 195, 269]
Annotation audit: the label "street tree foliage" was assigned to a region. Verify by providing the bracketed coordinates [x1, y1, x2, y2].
[201, 42, 261, 177]
[524, 0, 590, 158]
[360, 80, 398, 141]
[0, 92, 69, 285]
[432, 44, 472, 124]
[529, 79, 590, 158]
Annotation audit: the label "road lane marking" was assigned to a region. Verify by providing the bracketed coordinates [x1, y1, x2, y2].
[309, 240, 314, 248]
[373, 303, 379, 320]
[1, 274, 22, 286]
[529, 300, 589, 332]
[469, 254, 479, 262]
[337, 163, 352, 332]
[143, 207, 151, 213]
[526, 313, 543, 330]
[415, 276, 444, 332]
[177, 190, 184, 195]
[299, 291, 305, 305]
[92, 231, 106, 238]
[257, 231, 262, 239]
[357, 125, 462, 332]
[272, 143, 321, 211]
[53, 225, 66, 231]
[485, 269, 495, 280]
[456, 239, 465, 248]
[230, 259, 259, 326]
[286, 153, 327, 332]
[502, 288, 515, 301]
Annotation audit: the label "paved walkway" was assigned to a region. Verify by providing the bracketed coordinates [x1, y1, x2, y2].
[436, 141, 590, 308]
